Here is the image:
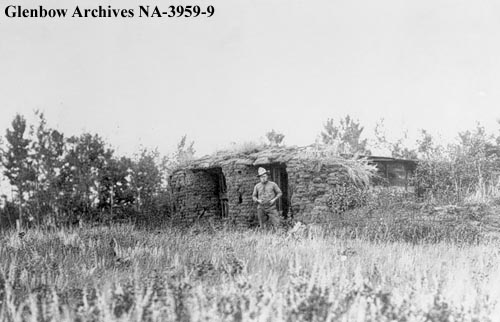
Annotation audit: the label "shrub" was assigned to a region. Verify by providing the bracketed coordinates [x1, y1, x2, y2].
[326, 183, 368, 216]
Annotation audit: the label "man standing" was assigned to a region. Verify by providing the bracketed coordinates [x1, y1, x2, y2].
[252, 167, 283, 229]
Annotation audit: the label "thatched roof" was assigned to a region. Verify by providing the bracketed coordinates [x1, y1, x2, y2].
[173, 145, 420, 187]
[186, 146, 303, 169]
[175, 145, 382, 186]
[184, 145, 416, 169]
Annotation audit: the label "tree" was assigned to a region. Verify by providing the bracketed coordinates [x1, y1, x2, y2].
[321, 115, 370, 155]
[132, 148, 168, 222]
[371, 119, 417, 159]
[165, 135, 195, 173]
[412, 124, 500, 202]
[59, 133, 113, 222]
[134, 148, 162, 206]
[452, 124, 498, 197]
[265, 129, 285, 146]
[391, 140, 418, 159]
[372, 119, 390, 154]
[31, 111, 65, 224]
[1, 114, 36, 224]
[98, 155, 135, 221]
[416, 130, 443, 160]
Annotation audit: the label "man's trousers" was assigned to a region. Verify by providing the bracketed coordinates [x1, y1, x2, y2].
[257, 207, 281, 228]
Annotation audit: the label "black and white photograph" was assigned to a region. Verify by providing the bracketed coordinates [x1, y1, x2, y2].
[1, 0, 500, 321]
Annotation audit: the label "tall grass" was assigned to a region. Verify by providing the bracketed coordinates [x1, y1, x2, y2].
[1, 225, 499, 321]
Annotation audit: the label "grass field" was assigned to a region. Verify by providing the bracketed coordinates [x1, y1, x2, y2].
[1, 224, 499, 322]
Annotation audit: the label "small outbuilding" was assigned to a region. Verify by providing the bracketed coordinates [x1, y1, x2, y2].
[168, 146, 417, 227]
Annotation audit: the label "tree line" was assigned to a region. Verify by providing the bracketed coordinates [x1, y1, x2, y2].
[0, 112, 195, 228]
[269, 116, 500, 203]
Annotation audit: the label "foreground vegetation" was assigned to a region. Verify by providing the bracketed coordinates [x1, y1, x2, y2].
[1, 224, 499, 322]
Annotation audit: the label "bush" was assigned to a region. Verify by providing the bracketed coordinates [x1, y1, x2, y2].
[326, 183, 368, 215]
[330, 189, 485, 244]
[411, 125, 500, 204]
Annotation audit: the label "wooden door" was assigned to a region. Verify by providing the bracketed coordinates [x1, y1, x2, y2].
[218, 171, 229, 217]
[269, 165, 288, 216]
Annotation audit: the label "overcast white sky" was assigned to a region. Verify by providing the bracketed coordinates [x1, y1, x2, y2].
[2, 0, 500, 161]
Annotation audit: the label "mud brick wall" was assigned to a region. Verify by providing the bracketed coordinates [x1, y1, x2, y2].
[287, 161, 352, 224]
[221, 164, 260, 227]
[169, 169, 222, 224]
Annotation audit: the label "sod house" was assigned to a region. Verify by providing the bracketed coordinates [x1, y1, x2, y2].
[168, 146, 417, 227]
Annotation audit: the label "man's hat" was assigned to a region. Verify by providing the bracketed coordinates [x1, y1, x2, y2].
[257, 167, 269, 177]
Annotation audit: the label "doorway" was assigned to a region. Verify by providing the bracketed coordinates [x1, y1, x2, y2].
[191, 167, 228, 218]
[267, 164, 289, 217]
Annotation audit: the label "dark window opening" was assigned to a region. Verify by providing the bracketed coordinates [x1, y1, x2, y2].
[372, 161, 416, 189]
[238, 192, 243, 204]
